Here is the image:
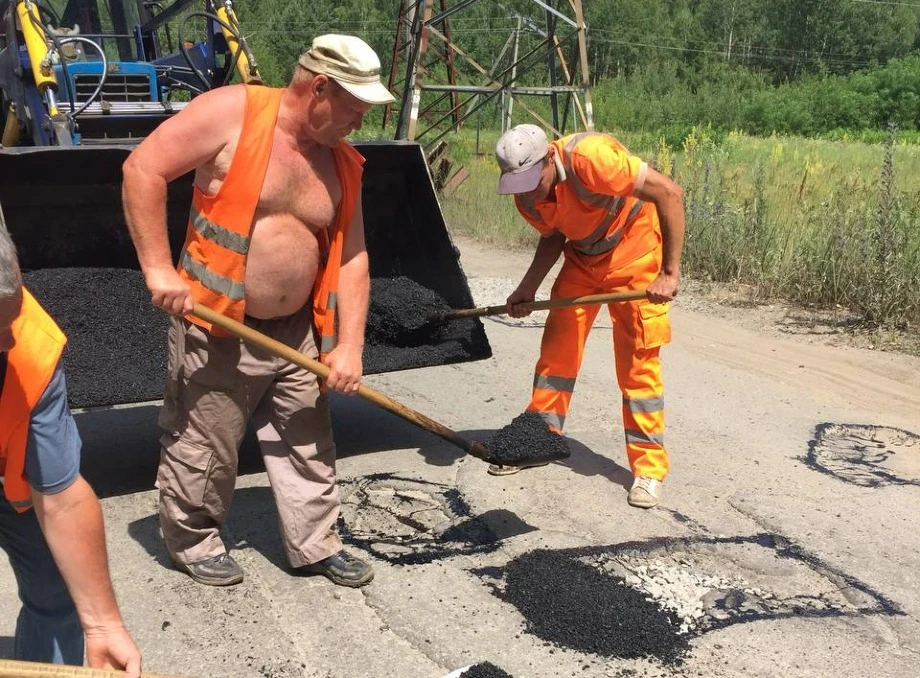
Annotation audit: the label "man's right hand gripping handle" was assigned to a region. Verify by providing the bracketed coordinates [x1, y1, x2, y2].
[144, 267, 194, 315]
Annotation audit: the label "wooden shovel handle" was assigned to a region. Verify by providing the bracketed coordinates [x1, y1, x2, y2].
[0, 658, 189, 678]
[440, 289, 649, 320]
[190, 304, 488, 460]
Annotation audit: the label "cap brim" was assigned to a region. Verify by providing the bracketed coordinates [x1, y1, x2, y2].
[498, 163, 543, 195]
[337, 79, 396, 105]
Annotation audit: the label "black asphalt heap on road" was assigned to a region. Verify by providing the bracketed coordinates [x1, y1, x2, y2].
[483, 412, 571, 466]
[461, 662, 514, 677]
[504, 549, 690, 665]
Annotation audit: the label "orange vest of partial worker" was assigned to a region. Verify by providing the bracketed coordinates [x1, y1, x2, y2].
[0, 289, 67, 513]
[515, 132, 661, 264]
[177, 84, 365, 358]
[514, 132, 670, 481]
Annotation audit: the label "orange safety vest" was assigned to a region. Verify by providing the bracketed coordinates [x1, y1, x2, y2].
[515, 132, 660, 264]
[177, 84, 365, 358]
[0, 288, 67, 513]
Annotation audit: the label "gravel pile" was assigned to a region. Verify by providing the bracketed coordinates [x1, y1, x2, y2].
[593, 554, 763, 634]
[482, 411, 570, 466]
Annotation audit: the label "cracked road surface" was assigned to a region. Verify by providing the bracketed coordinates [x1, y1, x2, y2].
[2, 235, 919, 677]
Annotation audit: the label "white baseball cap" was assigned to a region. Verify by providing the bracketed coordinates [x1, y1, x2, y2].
[298, 34, 395, 105]
[495, 124, 549, 194]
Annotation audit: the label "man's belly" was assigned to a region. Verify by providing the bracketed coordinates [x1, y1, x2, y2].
[244, 217, 321, 319]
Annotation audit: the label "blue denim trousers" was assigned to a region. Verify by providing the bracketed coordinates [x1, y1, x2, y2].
[0, 492, 83, 664]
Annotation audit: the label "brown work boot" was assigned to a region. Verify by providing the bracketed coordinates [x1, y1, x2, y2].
[178, 553, 244, 586]
[300, 549, 374, 588]
[627, 476, 662, 509]
[486, 460, 550, 476]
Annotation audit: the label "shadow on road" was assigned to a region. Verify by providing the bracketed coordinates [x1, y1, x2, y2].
[560, 437, 633, 490]
[126, 486, 291, 575]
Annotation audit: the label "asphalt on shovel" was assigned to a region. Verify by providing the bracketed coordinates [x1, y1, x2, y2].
[190, 304, 566, 467]
[432, 289, 649, 321]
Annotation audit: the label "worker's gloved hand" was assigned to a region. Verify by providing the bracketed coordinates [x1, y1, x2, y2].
[85, 624, 142, 678]
[506, 286, 536, 318]
[144, 267, 193, 315]
[323, 342, 364, 395]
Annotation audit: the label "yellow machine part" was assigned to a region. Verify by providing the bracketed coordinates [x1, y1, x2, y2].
[2, 104, 20, 146]
[15, 0, 59, 99]
[215, 4, 262, 84]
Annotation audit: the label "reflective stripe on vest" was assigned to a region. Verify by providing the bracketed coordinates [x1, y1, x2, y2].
[561, 133, 646, 256]
[0, 288, 67, 513]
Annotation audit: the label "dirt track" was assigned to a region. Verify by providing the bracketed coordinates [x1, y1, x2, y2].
[1, 234, 918, 677]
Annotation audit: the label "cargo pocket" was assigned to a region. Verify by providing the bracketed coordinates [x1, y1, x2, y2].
[638, 302, 671, 349]
[157, 442, 215, 509]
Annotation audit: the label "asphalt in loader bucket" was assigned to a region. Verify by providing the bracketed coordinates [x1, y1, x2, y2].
[0, 142, 492, 408]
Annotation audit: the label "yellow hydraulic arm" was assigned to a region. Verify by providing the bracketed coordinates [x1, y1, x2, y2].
[215, 0, 262, 84]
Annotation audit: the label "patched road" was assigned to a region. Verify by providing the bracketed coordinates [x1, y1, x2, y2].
[2, 235, 919, 678]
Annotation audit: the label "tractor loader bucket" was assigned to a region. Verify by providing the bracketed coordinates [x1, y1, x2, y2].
[0, 141, 491, 409]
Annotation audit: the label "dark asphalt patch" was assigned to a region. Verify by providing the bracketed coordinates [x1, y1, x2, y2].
[504, 549, 689, 665]
[24, 268, 168, 408]
[482, 411, 571, 466]
[460, 662, 513, 677]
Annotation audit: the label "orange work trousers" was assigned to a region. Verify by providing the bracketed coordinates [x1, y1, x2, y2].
[528, 222, 671, 480]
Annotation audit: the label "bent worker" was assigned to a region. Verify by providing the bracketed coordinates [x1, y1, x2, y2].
[121, 34, 394, 587]
[0, 210, 142, 674]
[491, 124, 685, 509]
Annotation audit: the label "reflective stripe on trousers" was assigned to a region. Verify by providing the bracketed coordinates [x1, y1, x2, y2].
[528, 245, 670, 480]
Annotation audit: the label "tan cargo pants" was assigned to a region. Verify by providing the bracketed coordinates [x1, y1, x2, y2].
[157, 310, 342, 568]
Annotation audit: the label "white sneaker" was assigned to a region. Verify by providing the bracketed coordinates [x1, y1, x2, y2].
[627, 476, 662, 508]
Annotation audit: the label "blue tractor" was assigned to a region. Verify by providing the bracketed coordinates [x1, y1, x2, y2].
[0, 0, 260, 147]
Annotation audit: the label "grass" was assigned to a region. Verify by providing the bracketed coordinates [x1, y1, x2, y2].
[435, 126, 920, 338]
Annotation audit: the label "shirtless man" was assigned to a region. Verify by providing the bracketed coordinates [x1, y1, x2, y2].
[121, 34, 394, 587]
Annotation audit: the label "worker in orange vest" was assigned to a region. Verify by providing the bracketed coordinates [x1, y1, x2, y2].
[491, 124, 685, 509]
[0, 211, 141, 674]
[122, 35, 395, 587]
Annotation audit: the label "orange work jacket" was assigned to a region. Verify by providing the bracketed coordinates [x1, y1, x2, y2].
[177, 84, 365, 358]
[0, 288, 67, 513]
[514, 132, 660, 265]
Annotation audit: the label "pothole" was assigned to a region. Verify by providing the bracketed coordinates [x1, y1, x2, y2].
[337, 473, 536, 565]
[478, 534, 900, 665]
[806, 423, 920, 487]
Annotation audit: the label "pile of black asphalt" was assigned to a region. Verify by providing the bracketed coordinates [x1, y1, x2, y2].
[504, 549, 690, 665]
[482, 412, 571, 466]
[460, 662, 514, 677]
[24, 268, 168, 408]
[24, 269, 488, 406]
[363, 276, 483, 374]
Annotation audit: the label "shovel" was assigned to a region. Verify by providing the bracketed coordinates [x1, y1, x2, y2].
[0, 658, 190, 678]
[189, 304, 502, 461]
[434, 289, 649, 321]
